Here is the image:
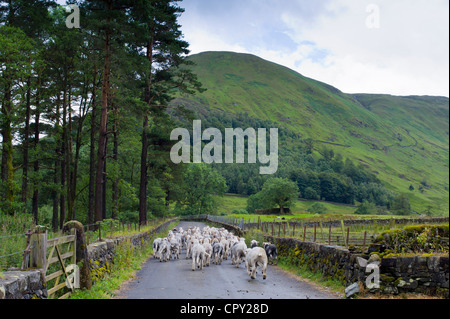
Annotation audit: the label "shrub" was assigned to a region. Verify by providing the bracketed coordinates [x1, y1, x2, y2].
[117, 211, 139, 224]
[355, 201, 377, 215]
[232, 209, 248, 215]
[372, 224, 449, 254]
[307, 202, 328, 214]
[304, 187, 320, 200]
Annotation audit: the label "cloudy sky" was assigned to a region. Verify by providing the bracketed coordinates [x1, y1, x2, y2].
[178, 0, 449, 97]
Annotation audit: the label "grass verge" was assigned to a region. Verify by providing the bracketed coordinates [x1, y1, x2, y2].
[69, 221, 179, 299]
[276, 256, 345, 297]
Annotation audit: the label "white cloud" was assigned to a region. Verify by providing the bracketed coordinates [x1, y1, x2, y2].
[180, 0, 449, 97]
[280, 0, 449, 96]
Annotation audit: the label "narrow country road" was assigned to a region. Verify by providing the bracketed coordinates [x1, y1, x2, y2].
[114, 221, 340, 300]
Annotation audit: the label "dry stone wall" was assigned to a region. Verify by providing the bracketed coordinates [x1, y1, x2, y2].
[266, 235, 449, 298]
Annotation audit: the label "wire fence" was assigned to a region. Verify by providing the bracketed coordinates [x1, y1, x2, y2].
[0, 217, 172, 272]
[205, 215, 449, 251]
[2, 215, 448, 271]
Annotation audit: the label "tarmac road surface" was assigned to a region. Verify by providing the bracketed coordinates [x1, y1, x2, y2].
[114, 221, 340, 299]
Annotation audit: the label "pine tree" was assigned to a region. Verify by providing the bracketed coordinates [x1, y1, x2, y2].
[130, 0, 203, 225]
[0, 26, 34, 214]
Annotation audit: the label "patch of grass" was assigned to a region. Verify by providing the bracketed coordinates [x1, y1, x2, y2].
[70, 221, 179, 299]
[70, 241, 150, 299]
[216, 194, 359, 218]
[277, 256, 345, 297]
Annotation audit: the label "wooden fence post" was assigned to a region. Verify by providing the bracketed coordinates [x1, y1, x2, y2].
[346, 227, 350, 248]
[303, 225, 306, 241]
[319, 221, 324, 242]
[313, 224, 317, 242]
[30, 228, 47, 269]
[340, 220, 346, 244]
[328, 225, 332, 245]
[71, 228, 77, 265]
[363, 231, 367, 252]
[293, 223, 296, 237]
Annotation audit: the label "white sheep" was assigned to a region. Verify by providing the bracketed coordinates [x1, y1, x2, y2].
[186, 238, 197, 259]
[203, 242, 213, 266]
[191, 243, 209, 271]
[153, 238, 162, 258]
[231, 241, 247, 268]
[158, 240, 171, 262]
[212, 242, 224, 265]
[170, 239, 181, 260]
[245, 247, 268, 280]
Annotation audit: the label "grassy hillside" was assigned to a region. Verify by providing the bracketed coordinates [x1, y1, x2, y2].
[172, 51, 449, 215]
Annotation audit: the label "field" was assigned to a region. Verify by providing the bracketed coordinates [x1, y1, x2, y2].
[217, 194, 382, 221]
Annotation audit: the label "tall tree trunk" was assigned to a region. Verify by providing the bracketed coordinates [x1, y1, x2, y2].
[112, 102, 119, 220]
[88, 66, 98, 226]
[1, 82, 14, 212]
[102, 133, 107, 220]
[52, 94, 61, 232]
[139, 115, 149, 225]
[66, 91, 74, 221]
[32, 75, 41, 224]
[60, 89, 67, 230]
[70, 88, 88, 223]
[94, 23, 111, 224]
[138, 39, 154, 225]
[21, 75, 32, 210]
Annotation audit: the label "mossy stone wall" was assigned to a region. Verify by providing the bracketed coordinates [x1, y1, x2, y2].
[265, 235, 449, 298]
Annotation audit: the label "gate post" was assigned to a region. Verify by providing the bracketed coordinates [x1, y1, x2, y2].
[63, 221, 92, 290]
[30, 227, 47, 269]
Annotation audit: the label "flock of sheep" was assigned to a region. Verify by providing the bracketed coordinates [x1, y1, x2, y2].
[152, 225, 278, 280]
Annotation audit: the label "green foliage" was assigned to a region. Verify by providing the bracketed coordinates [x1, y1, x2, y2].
[355, 200, 377, 215]
[117, 211, 139, 224]
[373, 224, 449, 254]
[306, 202, 328, 215]
[0, 212, 35, 271]
[303, 187, 320, 200]
[390, 193, 412, 216]
[256, 177, 299, 212]
[176, 163, 227, 215]
[232, 209, 248, 215]
[246, 192, 266, 214]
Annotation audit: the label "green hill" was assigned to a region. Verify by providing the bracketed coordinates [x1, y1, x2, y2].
[171, 51, 449, 215]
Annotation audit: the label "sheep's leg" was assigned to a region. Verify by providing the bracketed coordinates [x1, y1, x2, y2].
[262, 261, 268, 280]
[251, 265, 257, 280]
